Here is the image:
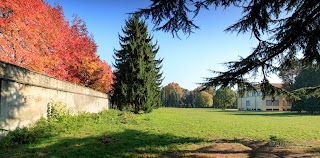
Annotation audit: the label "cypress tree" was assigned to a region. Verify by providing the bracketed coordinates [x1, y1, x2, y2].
[112, 15, 163, 114]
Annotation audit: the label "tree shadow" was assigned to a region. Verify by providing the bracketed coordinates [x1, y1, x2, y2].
[232, 112, 319, 117]
[207, 109, 238, 112]
[163, 138, 320, 158]
[307, 147, 320, 154]
[207, 109, 314, 117]
[0, 129, 206, 157]
[1, 61, 30, 134]
[1, 132, 319, 157]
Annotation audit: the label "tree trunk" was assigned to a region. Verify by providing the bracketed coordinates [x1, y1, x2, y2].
[134, 102, 140, 114]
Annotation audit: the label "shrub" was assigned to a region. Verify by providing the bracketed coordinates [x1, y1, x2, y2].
[47, 100, 68, 121]
[0, 127, 36, 148]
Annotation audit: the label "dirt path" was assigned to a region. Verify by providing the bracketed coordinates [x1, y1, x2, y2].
[162, 139, 320, 158]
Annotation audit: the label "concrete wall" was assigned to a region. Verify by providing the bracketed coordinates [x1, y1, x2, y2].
[0, 61, 109, 131]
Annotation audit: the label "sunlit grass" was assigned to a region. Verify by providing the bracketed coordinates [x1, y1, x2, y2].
[1, 108, 319, 157]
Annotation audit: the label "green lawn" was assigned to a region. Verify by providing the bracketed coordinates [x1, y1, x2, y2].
[1, 108, 320, 157]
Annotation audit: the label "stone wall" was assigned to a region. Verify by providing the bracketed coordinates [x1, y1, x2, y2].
[0, 61, 109, 131]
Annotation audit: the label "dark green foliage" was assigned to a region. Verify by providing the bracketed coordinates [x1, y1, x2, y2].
[278, 59, 302, 91]
[135, 0, 320, 98]
[183, 91, 197, 108]
[0, 127, 37, 148]
[112, 15, 163, 114]
[291, 65, 320, 113]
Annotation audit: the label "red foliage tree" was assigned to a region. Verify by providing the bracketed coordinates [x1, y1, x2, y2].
[0, 0, 113, 92]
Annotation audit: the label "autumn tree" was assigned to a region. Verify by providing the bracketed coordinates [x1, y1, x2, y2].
[161, 82, 183, 107]
[214, 87, 236, 109]
[112, 15, 163, 113]
[0, 0, 65, 70]
[135, 0, 319, 99]
[195, 91, 213, 108]
[0, 0, 113, 92]
[51, 17, 113, 93]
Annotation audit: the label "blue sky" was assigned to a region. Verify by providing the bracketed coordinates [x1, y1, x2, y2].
[45, 0, 281, 90]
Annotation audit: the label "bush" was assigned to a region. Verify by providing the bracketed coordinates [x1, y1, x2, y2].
[47, 100, 68, 121]
[0, 101, 70, 148]
[0, 127, 36, 148]
[0, 108, 125, 149]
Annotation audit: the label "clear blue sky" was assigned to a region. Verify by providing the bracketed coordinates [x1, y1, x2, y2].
[45, 0, 281, 90]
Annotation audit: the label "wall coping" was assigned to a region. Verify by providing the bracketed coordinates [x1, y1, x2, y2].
[0, 61, 108, 98]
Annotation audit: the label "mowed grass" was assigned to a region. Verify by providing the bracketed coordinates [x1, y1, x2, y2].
[1, 108, 320, 157]
[148, 108, 320, 141]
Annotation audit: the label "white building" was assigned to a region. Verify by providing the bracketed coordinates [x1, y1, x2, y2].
[237, 84, 292, 111]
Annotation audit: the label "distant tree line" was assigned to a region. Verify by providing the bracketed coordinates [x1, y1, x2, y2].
[160, 82, 236, 108]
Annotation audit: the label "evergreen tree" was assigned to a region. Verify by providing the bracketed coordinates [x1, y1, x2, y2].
[291, 65, 320, 113]
[135, 0, 319, 98]
[278, 60, 302, 91]
[112, 15, 163, 114]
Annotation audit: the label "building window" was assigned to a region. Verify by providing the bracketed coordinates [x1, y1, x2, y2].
[246, 92, 249, 97]
[266, 100, 272, 106]
[257, 92, 261, 96]
[246, 101, 250, 107]
[252, 92, 255, 96]
[266, 100, 279, 106]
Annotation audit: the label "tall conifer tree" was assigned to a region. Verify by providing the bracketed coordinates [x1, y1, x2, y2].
[112, 16, 163, 113]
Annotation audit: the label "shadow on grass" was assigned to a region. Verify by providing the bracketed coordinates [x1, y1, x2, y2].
[207, 109, 318, 117]
[1, 135, 319, 158]
[307, 147, 320, 154]
[0, 129, 205, 157]
[232, 112, 319, 117]
[209, 108, 239, 111]
[163, 138, 320, 158]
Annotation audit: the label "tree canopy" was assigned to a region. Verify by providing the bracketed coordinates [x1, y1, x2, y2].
[291, 65, 320, 113]
[0, 0, 113, 92]
[161, 82, 183, 107]
[195, 91, 213, 107]
[135, 0, 320, 99]
[213, 87, 236, 109]
[161, 84, 215, 108]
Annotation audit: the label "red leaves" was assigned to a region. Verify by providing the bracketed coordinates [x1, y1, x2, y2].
[0, 0, 113, 92]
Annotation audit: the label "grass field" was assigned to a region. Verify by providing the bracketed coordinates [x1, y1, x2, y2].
[1, 108, 320, 157]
